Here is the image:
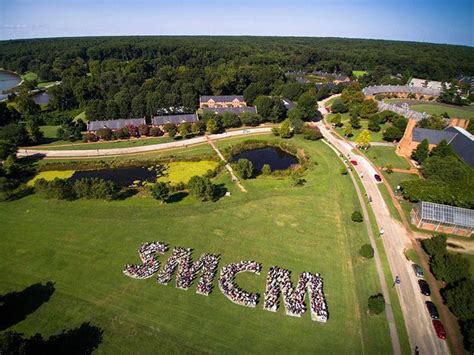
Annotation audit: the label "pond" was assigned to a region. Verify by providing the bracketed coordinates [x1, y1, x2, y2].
[69, 167, 157, 187]
[0, 70, 22, 92]
[32, 92, 50, 105]
[231, 146, 298, 172]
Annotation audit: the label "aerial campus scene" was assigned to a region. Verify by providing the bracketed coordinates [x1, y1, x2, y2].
[0, 0, 473, 354]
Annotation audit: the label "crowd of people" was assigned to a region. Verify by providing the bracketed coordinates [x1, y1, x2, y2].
[263, 266, 328, 322]
[219, 260, 262, 308]
[123, 241, 168, 279]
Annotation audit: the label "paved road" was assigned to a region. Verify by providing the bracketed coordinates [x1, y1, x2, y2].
[17, 127, 272, 158]
[317, 97, 449, 355]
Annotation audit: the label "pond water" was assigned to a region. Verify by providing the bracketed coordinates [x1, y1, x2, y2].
[69, 167, 157, 187]
[0, 70, 22, 92]
[231, 146, 298, 172]
[31, 92, 50, 105]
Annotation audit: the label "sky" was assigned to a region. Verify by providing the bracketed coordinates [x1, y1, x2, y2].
[0, 0, 472, 46]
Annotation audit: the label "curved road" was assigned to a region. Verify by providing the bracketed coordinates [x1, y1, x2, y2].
[317, 96, 449, 355]
[18, 128, 273, 158]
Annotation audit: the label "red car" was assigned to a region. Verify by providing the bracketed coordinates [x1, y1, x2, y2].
[432, 320, 446, 340]
[350, 160, 358, 165]
[374, 174, 382, 182]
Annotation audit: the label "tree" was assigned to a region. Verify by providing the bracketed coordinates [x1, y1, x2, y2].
[261, 164, 271, 175]
[343, 123, 353, 137]
[411, 139, 429, 164]
[0, 123, 29, 146]
[233, 159, 254, 179]
[254, 96, 273, 120]
[0, 140, 18, 160]
[351, 211, 363, 222]
[279, 119, 292, 138]
[443, 280, 474, 320]
[368, 294, 385, 315]
[281, 82, 304, 100]
[421, 234, 447, 257]
[191, 121, 205, 135]
[240, 112, 261, 127]
[302, 126, 323, 140]
[287, 109, 305, 133]
[221, 112, 241, 128]
[331, 99, 348, 113]
[187, 175, 216, 201]
[355, 129, 371, 149]
[383, 126, 403, 141]
[150, 182, 170, 203]
[422, 155, 469, 182]
[206, 118, 222, 134]
[359, 99, 378, 118]
[331, 113, 343, 127]
[297, 92, 318, 120]
[359, 244, 374, 259]
[25, 120, 43, 145]
[368, 118, 381, 132]
[430, 139, 454, 158]
[349, 114, 361, 129]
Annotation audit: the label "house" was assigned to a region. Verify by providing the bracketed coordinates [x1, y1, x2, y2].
[282, 98, 295, 110]
[152, 114, 198, 127]
[396, 118, 474, 168]
[199, 96, 246, 108]
[457, 75, 474, 92]
[408, 78, 448, 91]
[87, 118, 146, 132]
[202, 106, 257, 116]
[334, 75, 350, 84]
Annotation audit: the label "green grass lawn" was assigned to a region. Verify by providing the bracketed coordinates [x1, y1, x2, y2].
[410, 104, 474, 119]
[331, 115, 387, 143]
[158, 161, 219, 185]
[40, 125, 60, 139]
[37, 81, 56, 88]
[21, 71, 38, 81]
[74, 111, 86, 122]
[33, 136, 173, 150]
[0, 137, 397, 353]
[27, 170, 75, 187]
[353, 71, 367, 78]
[364, 147, 410, 170]
[383, 171, 419, 191]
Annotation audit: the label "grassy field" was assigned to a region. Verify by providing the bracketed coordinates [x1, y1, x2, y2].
[21, 71, 38, 81]
[383, 171, 419, 191]
[26, 170, 75, 187]
[37, 81, 56, 88]
[353, 71, 368, 78]
[410, 104, 474, 119]
[158, 161, 219, 185]
[40, 125, 60, 139]
[74, 111, 86, 122]
[0, 136, 398, 354]
[364, 147, 410, 170]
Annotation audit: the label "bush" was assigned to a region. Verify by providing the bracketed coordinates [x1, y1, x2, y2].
[302, 126, 323, 140]
[83, 132, 98, 142]
[368, 118, 381, 132]
[233, 158, 254, 179]
[150, 182, 170, 203]
[73, 178, 118, 200]
[368, 294, 385, 315]
[138, 124, 149, 136]
[351, 211, 363, 222]
[340, 167, 348, 175]
[149, 126, 164, 137]
[271, 127, 280, 136]
[96, 127, 112, 141]
[331, 99, 348, 113]
[34, 178, 75, 200]
[261, 164, 272, 175]
[359, 244, 374, 259]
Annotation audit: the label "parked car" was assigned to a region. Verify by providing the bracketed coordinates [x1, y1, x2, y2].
[432, 320, 446, 340]
[350, 160, 358, 165]
[374, 174, 382, 182]
[413, 264, 424, 278]
[418, 280, 431, 296]
[426, 301, 439, 320]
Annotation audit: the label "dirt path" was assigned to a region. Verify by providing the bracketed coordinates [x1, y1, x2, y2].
[205, 135, 247, 193]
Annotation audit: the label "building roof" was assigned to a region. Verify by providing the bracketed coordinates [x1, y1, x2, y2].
[202, 106, 257, 115]
[417, 201, 474, 229]
[282, 98, 295, 109]
[409, 78, 445, 91]
[412, 128, 457, 144]
[87, 118, 146, 131]
[152, 114, 198, 126]
[444, 126, 474, 168]
[335, 75, 350, 82]
[363, 85, 441, 97]
[315, 82, 336, 90]
[200, 95, 244, 103]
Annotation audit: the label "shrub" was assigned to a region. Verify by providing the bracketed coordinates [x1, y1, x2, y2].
[331, 113, 343, 127]
[233, 159, 254, 179]
[368, 294, 385, 315]
[340, 167, 348, 175]
[34, 178, 75, 200]
[368, 118, 381, 132]
[240, 112, 261, 127]
[261, 164, 272, 175]
[302, 126, 323, 141]
[82, 132, 98, 142]
[73, 178, 118, 200]
[138, 124, 149, 136]
[279, 119, 292, 138]
[359, 244, 374, 259]
[96, 127, 112, 141]
[271, 127, 280, 136]
[385, 164, 393, 174]
[331, 99, 348, 113]
[351, 211, 363, 222]
[149, 126, 164, 137]
[383, 126, 403, 142]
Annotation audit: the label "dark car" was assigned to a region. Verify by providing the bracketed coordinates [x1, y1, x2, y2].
[426, 301, 439, 319]
[413, 264, 424, 278]
[374, 174, 382, 182]
[418, 280, 431, 296]
[432, 320, 446, 340]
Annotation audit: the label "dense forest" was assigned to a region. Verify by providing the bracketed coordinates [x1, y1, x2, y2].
[0, 36, 473, 124]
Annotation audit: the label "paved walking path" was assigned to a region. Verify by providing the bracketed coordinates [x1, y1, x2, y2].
[318, 96, 450, 355]
[205, 135, 247, 193]
[321, 139, 401, 355]
[370, 142, 397, 147]
[18, 127, 272, 158]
